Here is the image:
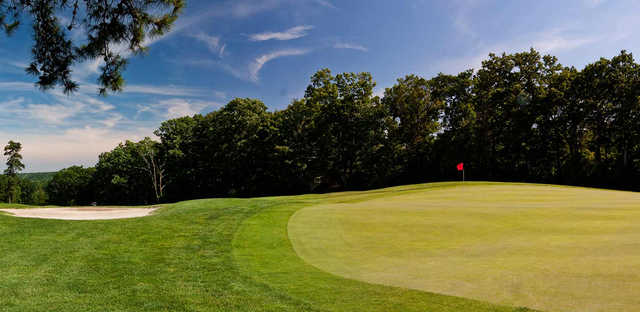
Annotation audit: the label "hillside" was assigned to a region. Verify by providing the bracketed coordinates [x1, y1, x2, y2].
[18, 172, 56, 183]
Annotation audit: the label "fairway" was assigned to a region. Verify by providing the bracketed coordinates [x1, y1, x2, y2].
[6, 182, 640, 311]
[289, 183, 640, 312]
[0, 183, 532, 312]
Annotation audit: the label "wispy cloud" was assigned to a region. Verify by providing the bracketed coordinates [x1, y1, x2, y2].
[218, 44, 227, 58]
[249, 25, 314, 41]
[226, 0, 285, 18]
[584, 0, 607, 8]
[4, 126, 155, 171]
[25, 103, 82, 124]
[136, 98, 223, 119]
[0, 95, 106, 125]
[450, 0, 481, 40]
[373, 87, 386, 99]
[190, 32, 226, 57]
[436, 27, 602, 74]
[73, 4, 223, 83]
[163, 99, 217, 119]
[0, 81, 38, 91]
[334, 42, 368, 52]
[249, 49, 311, 82]
[532, 35, 599, 53]
[100, 114, 124, 128]
[313, 0, 336, 9]
[123, 84, 212, 97]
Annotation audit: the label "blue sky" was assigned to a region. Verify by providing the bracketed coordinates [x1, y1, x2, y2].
[0, 0, 638, 172]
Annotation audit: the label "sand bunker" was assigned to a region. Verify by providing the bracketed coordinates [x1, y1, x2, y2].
[0, 207, 157, 220]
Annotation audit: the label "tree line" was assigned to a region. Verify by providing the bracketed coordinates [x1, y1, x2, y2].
[7, 48, 640, 206]
[0, 141, 47, 205]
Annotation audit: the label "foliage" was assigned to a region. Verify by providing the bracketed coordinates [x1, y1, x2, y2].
[18, 171, 55, 183]
[41, 49, 640, 204]
[2, 140, 25, 204]
[191, 98, 278, 196]
[0, 174, 45, 205]
[4, 140, 24, 176]
[304, 69, 395, 188]
[0, 0, 184, 94]
[46, 166, 95, 206]
[93, 139, 156, 205]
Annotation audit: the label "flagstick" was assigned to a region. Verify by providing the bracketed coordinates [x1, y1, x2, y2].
[463, 169, 465, 183]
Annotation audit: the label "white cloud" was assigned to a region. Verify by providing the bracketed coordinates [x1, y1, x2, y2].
[313, 0, 336, 9]
[0, 85, 116, 125]
[123, 84, 210, 97]
[136, 98, 222, 119]
[100, 114, 124, 128]
[373, 87, 386, 99]
[219, 44, 227, 58]
[0, 81, 37, 91]
[249, 25, 314, 41]
[435, 28, 601, 74]
[0, 60, 31, 75]
[334, 42, 368, 52]
[584, 0, 607, 8]
[249, 49, 311, 82]
[450, 0, 481, 40]
[190, 32, 226, 57]
[0, 97, 80, 125]
[227, 0, 284, 18]
[214, 90, 227, 99]
[24, 103, 81, 124]
[4, 126, 155, 172]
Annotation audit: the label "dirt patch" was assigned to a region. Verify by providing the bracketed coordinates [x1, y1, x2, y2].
[0, 207, 158, 220]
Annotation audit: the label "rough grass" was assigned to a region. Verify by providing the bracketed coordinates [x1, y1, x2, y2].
[0, 183, 534, 311]
[0, 203, 44, 209]
[289, 182, 640, 312]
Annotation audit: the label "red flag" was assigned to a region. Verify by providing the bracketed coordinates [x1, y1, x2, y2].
[457, 163, 464, 171]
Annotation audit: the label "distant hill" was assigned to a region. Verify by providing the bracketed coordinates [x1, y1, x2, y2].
[18, 172, 56, 183]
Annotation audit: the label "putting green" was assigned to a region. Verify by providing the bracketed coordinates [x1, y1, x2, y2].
[288, 183, 640, 312]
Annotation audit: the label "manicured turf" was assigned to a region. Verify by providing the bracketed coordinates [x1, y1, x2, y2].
[289, 182, 640, 312]
[0, 183, 534, 311]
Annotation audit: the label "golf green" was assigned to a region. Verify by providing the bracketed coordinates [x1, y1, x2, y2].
[288, 182, 640, 312]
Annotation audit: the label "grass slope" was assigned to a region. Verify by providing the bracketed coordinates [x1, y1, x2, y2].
[0, 183, 531, 311]
[289, 182, 640, 312]
[0, 203, 45, 209]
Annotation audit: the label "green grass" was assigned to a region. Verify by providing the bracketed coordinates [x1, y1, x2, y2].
[289, 182, 640, 312]
[0, 203, 45, 209]
[0, 182, 535, 312]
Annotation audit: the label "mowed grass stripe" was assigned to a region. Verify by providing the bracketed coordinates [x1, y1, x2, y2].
[288, 183, 640, 312]
[232, 185, 531, 312]
[0, 183, 531, 311]
[0, 199, 307, 311]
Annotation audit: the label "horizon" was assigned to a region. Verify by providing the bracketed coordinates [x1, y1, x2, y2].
[1, 0, 639, 172]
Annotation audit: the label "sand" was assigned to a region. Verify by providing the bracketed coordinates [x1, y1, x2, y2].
[0, 207, 157, 220]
